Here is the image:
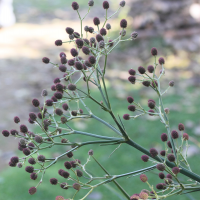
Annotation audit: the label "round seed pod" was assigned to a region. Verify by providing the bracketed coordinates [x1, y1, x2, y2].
[61, 138, 68, 143]
[50, 178, 58, 185]
[120, 29, 126, 37]
[149, 148, 158, 157]
[20, 124, 28, 133]
[55, 83, 64, 92]
[166, 174, 173, 179]
[28, 187, 37, 195]
[10, 156, 19, 164]
[123, 114, 130, 120]
[148, 101, 155, 109]
[172, 167, 180, 174]
[167, 141, 172, 148]
[88, 149, 93, 155]
[29, 112, 37, 121]
[158, 57, 165, 65]
[139, 192, 148, 200]
[14, 116, 20, 123]
[71, 110, 77, 116]
[75, 61, 83, 70]
[88, 0, 94, 6]
[171, 130, 179, 139]
[127, 96, 134, 104]
[120, 1, 126, 7]
[66, 151, 73, 158]
[96, 34, 104, 42]
[55, 40, 62, 46]
[64, 161, 72, 169]
[62, 103, 68, 110]
[156, 163, 165, 171]
[23, 148, 31, 156]
[42, 57, 50, 64]
[51, 96, 57, 102]
[90, 37, 95, 43]
[61, 117, 67, 124]
[28, 158, 36, 165]
[38, 155, 45, 162]
[148, 109, 155, 116]
[84, 26, 89, 32]
[167, 154, 175, 162]
[151, 47, 157, 56]
[55, 108, 63, 116]
[106, 23, 111, 30]
[160, 150, 166, 156]
[88, 27, 94, 33]
[99, 41, 105, 48]
[72, 1, 79, 10]
[93, 17, 100, 26]
[100, 28, 107, 36]
[88, 56, 96, 65]
[67, 83, 76, 91]
[161, 133, 168, 142]
[165, 178, 173, 185]
[142, 81, 150, 87]
[68, 59, 75, 66]
[66, 27, 74, 35]
[138, 66, 146, 74]
[141, 155, 149, 162]
[156, 183, 163, 190]
[70, 48, 78, 57]
[178, 123, 185, 131]
[54, 92, 63, 99]
[61, 57, 67, 64]
[169, 80, 174, 87]
[120, 19, 127, 28]
[131, 31, 138, 39]
[69, 34, 74, 40]
[108, 39, 114, 47]
[25, 166, 34, 173]
[128, 76, 136, 84]
[82, 46, 90, 55]
[76, 39, 84, 49]
[9, 161, 16, 167]
[46, 99, 53, 106]
[70, 160, 77, 168]
[83, 38, 90, 45]
[35, 135, 43, 143]
[128, 105, 136, 112]
[32, 99, 40, 107]
[2, 130, 9, 137]
[10, 129, 18, 136]
[128, 69, 136, 75]
[59, 65, 67, 72]
[140, 174, 148, 182]
[30, 173, 38, 180]
[58, 169, 64, 176]
[183, 133, 189, 140]
[158, 172, 165, 179]
[73, 183, 81, 190]
[103, 1, 109, 9]
[62, 171, 70, 178]
[147, 65, 154, 73]
[60, 182, 68, 190]
[130, 194, 139, 200]
[76, 169, 83, 177]
[28, 118, 34, 124]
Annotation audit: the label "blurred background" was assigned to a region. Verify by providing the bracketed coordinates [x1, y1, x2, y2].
[0, 0, 200, 199]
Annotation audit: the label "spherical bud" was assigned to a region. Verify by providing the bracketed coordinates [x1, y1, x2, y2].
[106, 23, 111, 30]
[167, 154, 175, 162]
[138, 66, 146, 74]
[96, 34, 104, 42]
[172, 167, 180, 175]
[183, 133, 189, 140]
[120, 19, 127, 28]
[58, 169, 64, 176]
[128, 69, 136, 76]
[66, 151, 73, 158]
[42, 57, 50, 64]
[131, 31, 138, 39]
[23, 148, 31, 156]
[128, 76, 136, 84]
[149, 148, 158, 157]
[25, 166, 34, 173]
[88, 27, 94, 33]
[60, 182, 68, 190]
[120, 29, 126, 37]
[141, 155, 149, 162]
[45, 99, 53, 106]
[160, 150, 166, 156]
[76, 39, 84, 49]
[69, 34, 74, 40]
[151, 80, 158, 88]
[32, 98, 40, 107]
[108, 39, 113, 47]
[62, 171, 70, 178]
[72, 1, 79, 10]
[64, 161, 72, 169]
[20, 124, 28, 133]
[76, 169, 83, 177]
[100, 28, 107, 36]
[68, 59, 75, 67]
[73, 183, 81, 190]
[123, 114, 130, 120]
[79, 109, 83, 114]
[90, 37, 95, 43]
[61, 138, 68, 143]
[10, 129, 18, 136]
[165, 178, 173, 185]
[148, 109, 155, 116]
[30, 173, 37, 180]
[28, 158, 36, 165]
[166, 174, 173, 179]
[71, 110, 77, 116]
[158, 172, 165, 179]
[156, 183, 163, 190]
[28, 118, 34, 124]
[38, 155, 45, 162]
[156, 163, 165, 171]
[54, 78, 60, 84]
[9, 161, 16, 167]
[164, 108, 169, 114]
[84, 26, 89, 32]
[147, 65, 154, 73]
[88, 56, 96, 65]
[120, 1, 126, 7]
[140, 174, 148, 182]
[127, 96, 134, 104]
[61, 104, 68, 111]
[67, 83, 76, 91]
[74, 61, 83, 70]
[158, 57, 165, 65]
[103, 1, 109, 9]
[61, 57, 67, 64]
[161, 133, 168, 142]
[60, 52, 66, 58]
[59, 65, 67, 72]
[73, 32, 80, 38]
[151, 47, 157, 56]
[128, 105, 136, 112]
[50, 178, 58, 185]
[2, 130, 9, 137]
[54, 92, 63, 99]
[14, 116, 20, 123]
[66, 27, 74, 35]
[93, 17, 100, 26]
[17, 162, 23, 168]
[55, 39, 62, 46]
[29, 187, 37, 195]
[139, 192, 148, 200]
[178, 123, 185, 131]
[10, 156, 19, 164]
[61, 117, 67, 124]
[55, 108, 63, 116]
[99, 40, 105, 49]
[168, 81, 175, 87]
[35, 135, 43, 143]
[167, 141, 172, 148]
[88, 0, 94, 6]
[70, 48, 78, 57]
[142, 81, 150, 87]
[82, 46, 90, 55]
[88, 149, 93, 155]
[19, 138, 26, 145]
[171, 130, 179, 139]
[29, 112, 37, 121]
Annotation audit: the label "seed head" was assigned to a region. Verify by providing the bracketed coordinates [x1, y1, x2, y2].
[141, 155, 149, 162]
[62, 103, 68, 111]
[128, 105, 136, 112]
[59, 65, 67, 72]
[67, 83, 76, 91]
[167, 154, 175, 162]
[35, 135, 43, 143]
[128, 76, 136, 84]
[90, 37, 95, 43]
[42, 57, 50, 64]
[20, 124, 28, 133]
[127, 96, 134, 103]
[72, 2, 79, 10]
[149, 148, 158, 157]
[55, 39, 62, 46]
[158, 172, 165, 179]
[50, 178, 58, 185]
[151, 47, 157, 56]
[45, 99, 53, 106]
[106, 23, 111, 30]
[38, 155, 45, 162]
[139, 192, 148, 200]
[64, 161, 72, 169]
[17, 162, 23, 168]
[76, 39, 84, 49]
[128, 69, 136, 75]
[88, 149, 93, 155]
[32, 98, 40, 107]
[158, 57, 165, 65]
[66, 27, 74, 35]
[100, 28, 107, 36]
[23, 148, 31, 156]
[160, 150, 166, 156]
[75, 61, 83, 70]
[96, 34, 104, 42]
[156, 163, 165, 171]
[93, 17, 100, 26]
[55, 108, 63, 116]
[14, 116, 20, 123]
[108, 39, 114, 47]
[120, 1, 126, 7]
[62, 171, 70, 178]
[148, 109, 155, 116]
[28, 158, 36, 165]
[171, 130, 179, 139]
[161, 133, 168, 142]
[61, 117, 67, 124]
[88, 0, 94, 6]
[138, 66, 146, 74]
[10, 156, 19, 164]
[142, 81, 150, 87]
[131, 31, 138, 39]
[73, 183, 81, 190]
[140, 174, 148, 182]
[120, 19, 127, 28]
[82, 46, 90, 55]
[9, 161, 16, 167]
[167, 141, 172, 148]
[30, 173, 37, 180]
[130, 194, 139, 200]
[76, 169, 83, 177]
[10, 129, 18, 136]
[29, 112, 37, 121]
[88, 27, 94, 33]
[66, 151, 73, 158]
[178, 123, 185, 131]
[88, 56, 96, 65]
[68, 59, 75, 66]
[147, 65, 154, 73]
[60, 57, 67, 64]
[166, 174, 173, 179]
[123, 114, 130, 120]
[71, 110, 78, 116]
[165, 178, 173, 185]
[103, 1, 109, 9]
[156, 183, 163, 190]
[120, 29, 126, 37]
[25, 166, 34, 173]
[69, 34, 74, 40]
[28, 187, 37, 195]
[54, 92, 63, 99]
[73, 32, 80, 38]
[172, 167, 180, 175]
[99, 41, 105, 48]
[2, 130, 9, 137]
[183, 133, 189, 140]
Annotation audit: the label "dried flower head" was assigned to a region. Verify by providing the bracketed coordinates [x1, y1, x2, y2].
[167, 154, 175, 162]
[156, 163, 165, 171]
[93, 17, 100, 26]
[141, 155, 149, 162]
[103, 1, 109, 9]
[138, 66, 146, 74]
[88, 0, 94, 6]
[172, 167, 180, 175]
[88, 149, 94, 155]
[42, 57, 50, 64]
[73, 183, 81, 190]
[128, 76, 136, 84]
[161, 133, 168, 142]
[120, 1, 126, 7]
[147, 65, 154, 73]
[178, 123, 185, 131]
[123, 114, 130, 120]
[183, 133, 189, 140]
[14, 116, 20, 123]
[149, 148, 158, 157]
[28, 187, 37, 195]
[158, 172, 165, 179]
[140, 174, 148, 182]
[55, 39, 62, 46]
[120, 19, 127, 28]
[158, 57, 165, 65]
[72, 1, 79, 10]
[106, 23, 111, 30]
[151, 47, 157, 56]
[68, 83, 77, 91]
[171, 130, 179, 139]
[2, 130, 9, 137]
[127, 96, 134, 104]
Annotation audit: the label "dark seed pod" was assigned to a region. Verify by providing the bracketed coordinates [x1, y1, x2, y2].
[30, 173, 38, 180]
[73, 32, 80, 38]
[108, 39, 114, 47]
[141, 155, 149, 162]
[38, 155, 45, 162]
[156, 183, 163, 190]
[88, 56, 96, 65]
[51, 96, 58, 102]
[128, 76, 136, 84]
[50, 178, 58, 185]
[147, 65, 154, 73]
[54, 78, 60, 84]
[76, 169, 83, 177]
[75, 61, 83, 70]
[149, 148, 158, 157]
[28, 187, 37, 195]
[169, 80, 174, 87]
[178, 123, 185, 131]
[55, 40, 62, 46]
[14, 116, 20, 123]
[20, 124, 28, 133]
[120, 29, 126, 37]
[2, 130, 10, 137]
[60, 182, 68, 190]
[151, 47, 157, 56]
[84, 60, 92, 67]
[46, 99, 53, 106]
[25, 166, 34, 173]
[99, 40, 105, 48]
[158, 172, 165, 179]
[131, 31, 138, 39]
[120, 1, 126, 7]
[172, 167, 180, 175]
[88, 0, 94, 6]
[66, 27, 74, 35]
[142, 81, 150, 87]
[66, 151, 73, 158]
[183, 133, 189, 140]
[35, 135, 43, 143]
[166, 174, 173, 179]
[32, 99, 40, 107]
[171, 130, 179, 139]
[106, 23, 111, 30]
[29, 112, 37, 121]
[103, 1, 109, 9]
[158, 57, 165, 65]
[84, 26, 89, 32]
[167, 154, 175, 162]
[72, 1, 79, 10]
[73, 183, 81, 190]
[82, 46, 90, 55]
[96, 34, 104, 42]
[62, 103, 68, 110]
[61, 138, 68, 143]
[55, 108, 63, 116]
[59, 65, 67, 72]
[23, 148, 31, 156]
[140, 174, 148, 182]
[54, 92, 63, 99]
[69, 34, 74, 40]
[128, 69, 136, 76]
[61, 117, 67, 124]
[120, 19, 127, 28]
[127, 96, 134, 104]
[60, 52, 66, 58]
[61, 57, 67, 64]
[165, 178, 173, 185]
[167, 141, 172, 148]
[93, 17, 100, 26]
[68, 83, 76, 91]
[156, 163, 165, 171]
[123, 114, 130, 120]
[88, 149, 93, 155]
[88, 27, 94, 33]
[76, 39, 84, 49]
[151, 80, 158, 88]
[10, 129, 18, 136]
[100, 28, 107, 36]
[28, 158, 36, 165]
[42, 57, 50, 64]
[71, 110, 78, 116]
[161, 133, 168, 142]
[160, 150, 166, 156]
[128, 105, 136, 112]
[68, 59, 75, 66]
[138, 66, 146, 74]
[10, 156, 19, 164]
[64, 161, 72, 169]
[90, 37, 95, 43]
